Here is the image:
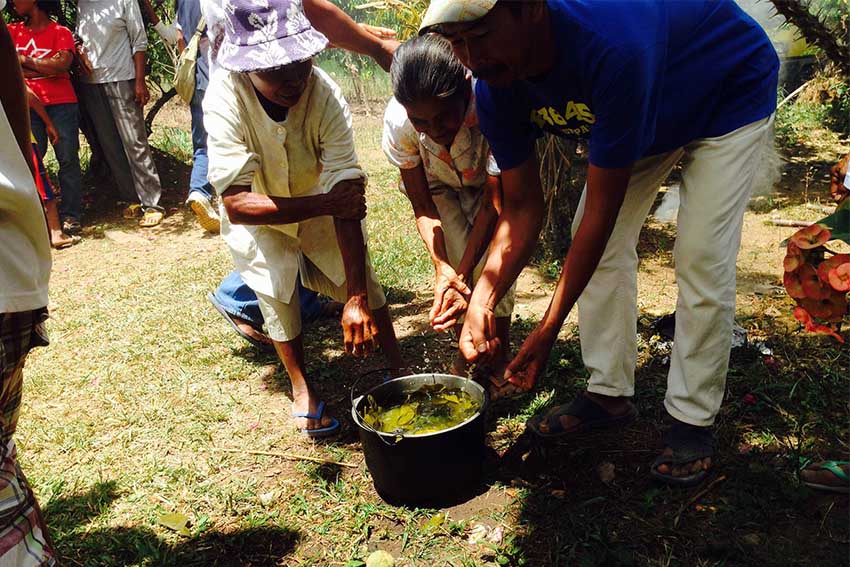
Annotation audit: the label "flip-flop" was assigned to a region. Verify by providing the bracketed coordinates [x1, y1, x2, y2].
[52, 235, 82, 249]
[122, 204, 142, 219]
[293, 401, 340, 438]
[140, 209, 164, 227]
[799, 458, 850, 494]
[526, 394, 638, 439]
[650, 421, 714, 488]
[207, 292, 275, 352]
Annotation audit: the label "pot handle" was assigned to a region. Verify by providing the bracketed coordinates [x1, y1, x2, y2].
[349, 367, 394, 410]
[350, 367, 404, 447]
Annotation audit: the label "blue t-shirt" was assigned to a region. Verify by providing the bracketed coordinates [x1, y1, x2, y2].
[476, 0, 780, 170]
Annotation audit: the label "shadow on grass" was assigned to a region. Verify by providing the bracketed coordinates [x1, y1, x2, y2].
[44, 481, 300, 567]
[495, 316, 848, 566]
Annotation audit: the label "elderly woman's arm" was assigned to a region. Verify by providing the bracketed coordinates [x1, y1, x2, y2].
[303, 0, 396, 71]
[221, 180, 365, 225]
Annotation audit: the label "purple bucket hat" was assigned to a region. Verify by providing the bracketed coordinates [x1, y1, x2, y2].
[217, 0, 329, 73]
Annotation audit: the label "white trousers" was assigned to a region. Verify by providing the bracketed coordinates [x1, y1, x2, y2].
[572, 115, 774, 426]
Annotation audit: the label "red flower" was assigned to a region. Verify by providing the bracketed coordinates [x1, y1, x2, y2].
[800, 293, 847, 321]
[804, 321, 845, 343]
[793, 306, 845, 343]
[742, 393, 757, 406]
[827, 262, 850, 292]
[793, 306, 812, 325]
[798, 264, 832, 300]
[783, 242, 804, 272]
[789, 223, 831, 250]
[784, 270, 806, 299]
[817, 254, 850, 284]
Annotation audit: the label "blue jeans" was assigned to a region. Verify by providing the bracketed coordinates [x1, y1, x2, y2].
[213, 271, 324, 328]
[188, 89, 213, 200]
[30, 103, 82, 221]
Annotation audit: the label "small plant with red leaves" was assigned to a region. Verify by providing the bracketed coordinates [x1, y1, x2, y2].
[783, 223, 848, 343]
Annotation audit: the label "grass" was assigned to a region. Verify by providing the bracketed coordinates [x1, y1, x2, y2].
[18, 101, 850, 566]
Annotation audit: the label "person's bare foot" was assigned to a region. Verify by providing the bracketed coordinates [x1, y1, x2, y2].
[291, 386, 335, 432]
[231, 315, 273, 346]
[655, 450, 713, 479]
[50, 231, 81, 249]
[537, 392, 632, 434]
[800, 461, 849, 491]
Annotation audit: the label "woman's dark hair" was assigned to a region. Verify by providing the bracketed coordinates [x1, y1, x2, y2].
[391, 34, 467, 107]
[6, 0, 63, 22]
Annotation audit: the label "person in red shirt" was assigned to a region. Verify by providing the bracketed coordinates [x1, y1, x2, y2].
[9, 0, 84, 234]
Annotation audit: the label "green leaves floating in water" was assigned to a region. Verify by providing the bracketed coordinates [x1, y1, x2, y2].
[362, 384, 480, 435]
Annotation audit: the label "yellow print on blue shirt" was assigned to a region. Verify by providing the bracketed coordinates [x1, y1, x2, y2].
[530, 101, 595, 138]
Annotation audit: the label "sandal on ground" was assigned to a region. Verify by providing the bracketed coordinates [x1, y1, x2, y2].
[52, 234, 81, 250]
[650, 421, 714, 488]
[526, 394, 638, 439]
[207, 293, 275, 352]
[293, 401, 340, 438]
[799, 458, 850, 494]
[139, 209, 164, 227]
[62, 218, 81, 234]
[122, 204, 142, 219]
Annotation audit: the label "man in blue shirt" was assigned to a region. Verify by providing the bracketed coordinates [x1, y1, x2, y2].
[422, 0, 779, 487]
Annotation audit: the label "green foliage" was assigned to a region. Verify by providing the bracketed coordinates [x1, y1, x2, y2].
[775, 95, 832, 146]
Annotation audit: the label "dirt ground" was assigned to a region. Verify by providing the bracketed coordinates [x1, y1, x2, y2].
[22, 102, 850, 566]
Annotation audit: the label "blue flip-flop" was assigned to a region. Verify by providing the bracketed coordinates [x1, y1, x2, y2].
[293, 401, 340, 438]
[207, 292, 274, 353]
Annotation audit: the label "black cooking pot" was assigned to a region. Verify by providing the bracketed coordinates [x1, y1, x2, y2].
[351, 373, 488, 508]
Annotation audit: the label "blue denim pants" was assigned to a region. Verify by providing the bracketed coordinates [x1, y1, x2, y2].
[213, 271, 324, 328]
[189, 90, 213, 200]
[30, 103, 83, 221]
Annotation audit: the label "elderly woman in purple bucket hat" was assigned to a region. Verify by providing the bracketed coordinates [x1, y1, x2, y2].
[204, 0, 405, 437]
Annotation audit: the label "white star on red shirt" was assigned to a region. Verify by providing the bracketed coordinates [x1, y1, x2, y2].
[16, 37, 52, 59]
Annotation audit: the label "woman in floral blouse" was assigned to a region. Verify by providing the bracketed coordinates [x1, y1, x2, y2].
[382, 34, 515, 397]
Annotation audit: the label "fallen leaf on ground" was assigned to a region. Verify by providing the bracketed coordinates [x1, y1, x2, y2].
[468, 523, 490, 545]
[258, 491, 275, 506]
[426, 512, 446, 530]
[158, 512, 190, 536]
[487, 526, 504, 545]
[365, 550, 394, 567]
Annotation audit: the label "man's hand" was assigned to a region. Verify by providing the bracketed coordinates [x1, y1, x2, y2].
[429, 266, 471, 332]
[360, 23, 396, 40]
[135, 78, 150, 106]
[459, 300, 499, 363]
[830, 153, 849, 204]
[46, 122, 59, 145]
[325, 179, 366, 219]
[341, 294, 378, 357]
[76, 46, 94, 76]
[502, 321, 558, 393]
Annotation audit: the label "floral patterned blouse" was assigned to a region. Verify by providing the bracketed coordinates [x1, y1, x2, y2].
[382, 85, 500, 192]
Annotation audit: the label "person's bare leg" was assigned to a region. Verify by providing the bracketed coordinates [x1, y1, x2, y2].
[273, 335, 333, 431]
[371, 305, 405, 374]
[43, 200, 75, 247]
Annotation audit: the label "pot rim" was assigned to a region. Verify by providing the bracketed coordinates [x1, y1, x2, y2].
[351, 373, 488, 440]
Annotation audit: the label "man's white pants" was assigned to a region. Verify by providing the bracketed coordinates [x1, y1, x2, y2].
[571, 115, 774, 427]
